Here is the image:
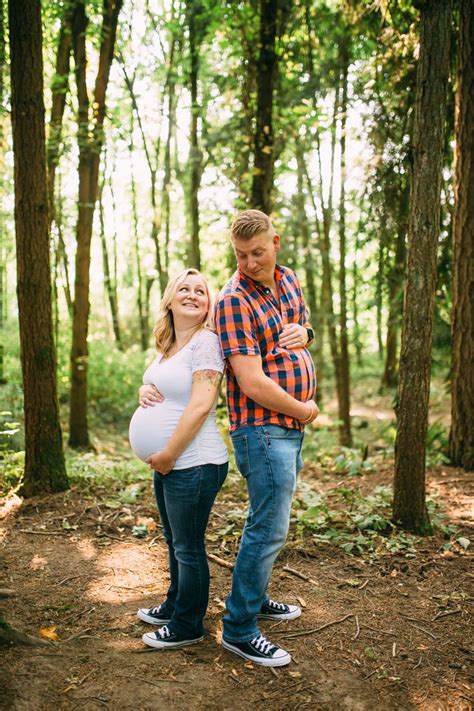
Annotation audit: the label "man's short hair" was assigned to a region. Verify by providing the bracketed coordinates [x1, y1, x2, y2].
[230, 209, 275, 240]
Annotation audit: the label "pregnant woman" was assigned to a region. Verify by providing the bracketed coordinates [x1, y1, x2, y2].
[129, 268, 228, 650]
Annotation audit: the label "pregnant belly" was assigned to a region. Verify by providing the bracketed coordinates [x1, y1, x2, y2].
[129, 406, 176, 462]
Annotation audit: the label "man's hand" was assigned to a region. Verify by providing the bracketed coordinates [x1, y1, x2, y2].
[301, 399, 320, 425]
[146, 449, 175, 475]
[139, 384, 164, 408]
[279, 323, 309, 349]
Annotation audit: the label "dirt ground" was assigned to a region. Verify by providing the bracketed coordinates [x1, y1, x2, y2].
[0, 447, 473, 711]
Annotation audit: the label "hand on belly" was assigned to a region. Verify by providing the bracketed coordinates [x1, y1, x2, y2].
[146, 449, 175, 475]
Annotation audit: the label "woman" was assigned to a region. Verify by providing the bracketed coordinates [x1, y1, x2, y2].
[129, 268, 228, 649]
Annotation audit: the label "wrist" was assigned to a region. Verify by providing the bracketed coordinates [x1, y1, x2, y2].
[300, 401, 315, 424]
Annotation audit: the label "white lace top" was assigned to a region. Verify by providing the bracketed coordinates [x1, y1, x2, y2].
[129, 329, 229, 469]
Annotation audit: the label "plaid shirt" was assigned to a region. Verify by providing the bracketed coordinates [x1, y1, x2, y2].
[216, 265, 316, 432]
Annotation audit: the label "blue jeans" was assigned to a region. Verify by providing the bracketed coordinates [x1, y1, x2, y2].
[154, 462, 228, 638]
[223, 425, 304, 642]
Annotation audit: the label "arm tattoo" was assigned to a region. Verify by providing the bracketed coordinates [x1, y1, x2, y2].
[192, 370, 223, 387]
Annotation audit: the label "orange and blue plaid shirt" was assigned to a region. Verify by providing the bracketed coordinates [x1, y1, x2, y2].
[216, 265, 316, 432]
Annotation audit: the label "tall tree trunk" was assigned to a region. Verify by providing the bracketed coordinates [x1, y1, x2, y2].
[186, 0, 202, 268]
[98, 178, 122, 350]
[449, 0, 474, 471]
[47, 9, 72, 228]
[0, 0, 6, 384]
[376, 239, 384, 359]
[8, 0, 68, 495]
[393, 0, 452, 533]
[69, 0, 122, 448]
[295, 144, 319, 362]
[382, 184, 409, 388]
[251, 0, 279, 213]
[338, 36, 352, 447]
[130, 116, 149, 352]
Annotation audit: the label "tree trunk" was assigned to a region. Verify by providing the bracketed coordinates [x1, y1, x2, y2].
[393, 0, 452, 533]
[98, 179, 122, 350]
[8, 0, 68, 495]
[382, 184, 409, 388]
[186, 0, 202, 269]
[47, 9, 72, 227]
[449, 0, 474, 471]
[251, 0, 279, 213]
[130, 116, 149, 352]
[376, 239, 384, 359]
[338, 36, 352, 447]
[69, 0, 122, 448]
[0, 0, 6, 384]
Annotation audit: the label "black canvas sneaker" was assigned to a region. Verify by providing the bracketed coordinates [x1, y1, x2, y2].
[137, 604, 172, 625]
[142, 625, 204, 649]
[221, 634, 291, 667]
[258, 599, 301, 620]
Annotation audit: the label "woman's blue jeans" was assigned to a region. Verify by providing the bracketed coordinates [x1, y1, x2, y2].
[223, 425, 304, 643]
[154, 462, 228, 639]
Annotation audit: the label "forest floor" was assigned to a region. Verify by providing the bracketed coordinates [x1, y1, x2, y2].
[0, 388, 473, 711]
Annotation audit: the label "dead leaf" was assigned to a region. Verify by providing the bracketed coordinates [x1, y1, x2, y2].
[39, 625, 59, 641]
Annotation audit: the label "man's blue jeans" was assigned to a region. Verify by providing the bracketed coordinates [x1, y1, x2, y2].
[223, 425, 304, 642]
[154, 462, 228, 639]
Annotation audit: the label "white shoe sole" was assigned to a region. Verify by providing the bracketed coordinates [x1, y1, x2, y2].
[143, 632, 203, 649]
[258, 607, 302, 621]
[137, 609, 171, 625]
[221, 639, 291, 667]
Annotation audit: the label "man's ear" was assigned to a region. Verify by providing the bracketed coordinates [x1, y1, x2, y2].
[273, 234, 281, 251]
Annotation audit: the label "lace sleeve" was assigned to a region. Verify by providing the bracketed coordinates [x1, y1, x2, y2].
[191, 330, 225, 374]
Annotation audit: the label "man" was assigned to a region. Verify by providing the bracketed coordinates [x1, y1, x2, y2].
[216, 209, 318, 667]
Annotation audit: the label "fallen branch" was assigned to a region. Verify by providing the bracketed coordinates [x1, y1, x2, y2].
[282, 566, 318, 586]
[207, 553, 234, 570]
[0, 589, 16, 599]
[281, 613, 356, 639]
[18, 529, 65, 536]
[118, 674, 190, 687]
[353, 615, 360, 640]
[432, 608, 462, 622]
[407, 622, 438, 640]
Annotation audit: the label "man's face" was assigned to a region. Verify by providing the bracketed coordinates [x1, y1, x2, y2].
[231, 230, 280, 286]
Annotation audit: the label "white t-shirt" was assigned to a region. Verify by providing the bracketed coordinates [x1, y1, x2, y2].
[129, 329, 228, 469]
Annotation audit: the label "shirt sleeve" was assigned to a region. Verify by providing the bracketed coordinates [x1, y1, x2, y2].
[216, 294, 261, 358]
[191, 330, 225, 374]
[294, 273, 310, 325]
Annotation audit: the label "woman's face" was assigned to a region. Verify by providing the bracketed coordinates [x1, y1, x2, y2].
[169, 273, 209, 327]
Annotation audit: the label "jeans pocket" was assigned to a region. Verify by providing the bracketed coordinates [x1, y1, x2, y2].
[232, 436, 250, 478]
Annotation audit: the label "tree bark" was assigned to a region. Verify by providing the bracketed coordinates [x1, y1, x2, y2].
[338, 35, 352, 447]
[8, 0, 68, 495]
[0, 0, 6, 384]
[186, 0, 202, 269]
[98, 178, 122, 350]
[47, 8, 72, 227]
[449, 0, 474, 471]
[393, 0, 452, 533]
[251, 0, 279, 213]
[382, 184, 409, 388]
[69, 0, 122, 448]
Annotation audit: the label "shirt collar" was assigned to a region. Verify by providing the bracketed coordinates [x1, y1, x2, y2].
[236, 264, 283, 292]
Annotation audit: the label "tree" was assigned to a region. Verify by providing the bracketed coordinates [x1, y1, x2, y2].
[8, 0, 68, 495]
[393, 0, 452, 533]
[449, 0, 474, 471]
[251, 0, 280, 213]
[69, 0, 123, 448]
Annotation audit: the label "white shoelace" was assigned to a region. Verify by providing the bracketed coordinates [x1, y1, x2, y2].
[157, 625, 171, 639]
[268, 600, 286, 611]
[252, 635, 274, 654]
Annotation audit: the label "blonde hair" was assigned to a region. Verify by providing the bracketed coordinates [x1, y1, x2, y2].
[153, 268, 215, 354]
[230, 209, 275, 240]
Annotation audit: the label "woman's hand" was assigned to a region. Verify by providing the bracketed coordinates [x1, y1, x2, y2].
[139, 384, 164, 408]
[279, 323, 309, 349]
[146, 449, 176, 475]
